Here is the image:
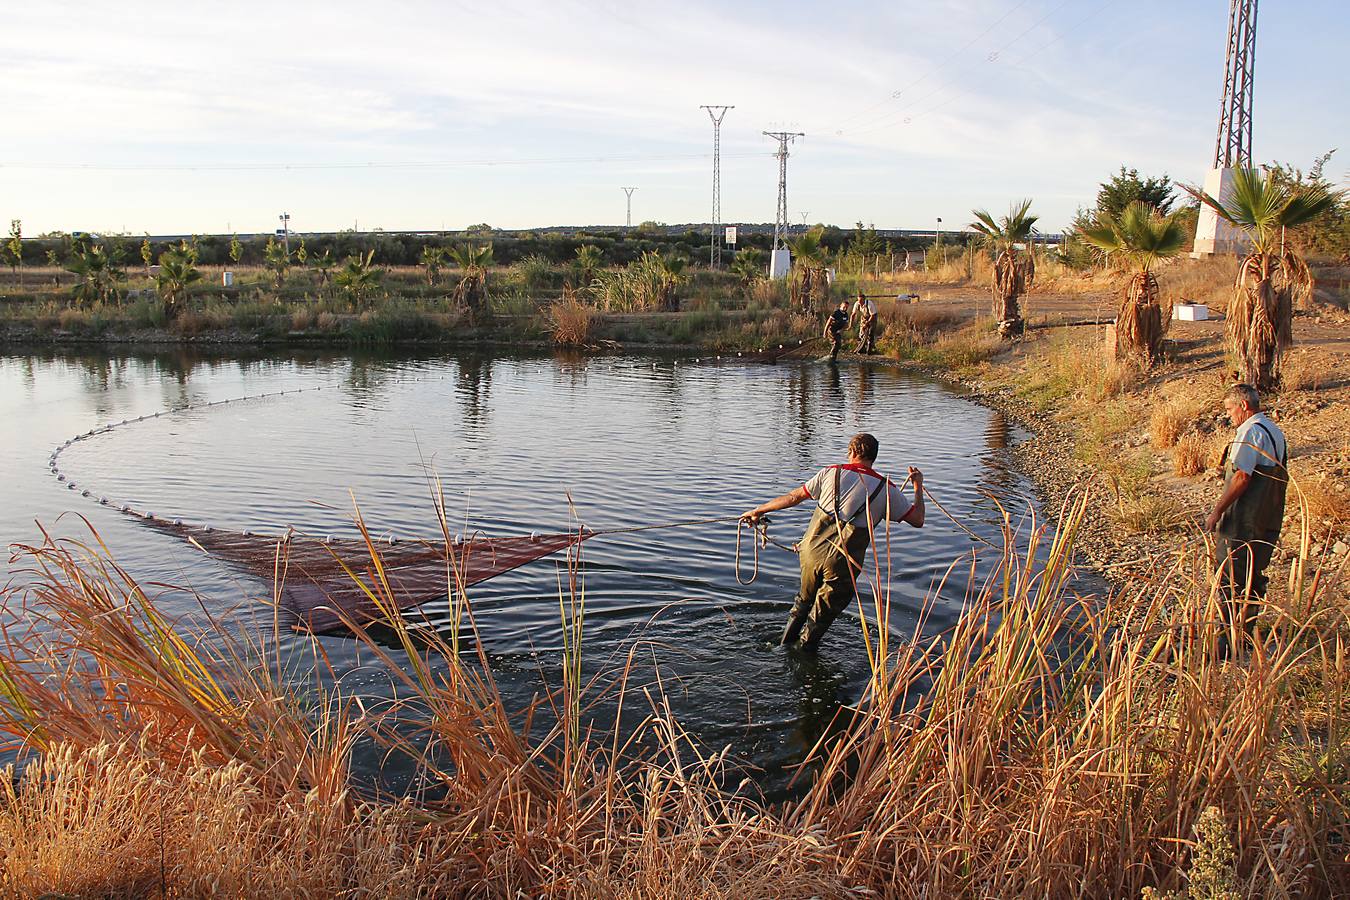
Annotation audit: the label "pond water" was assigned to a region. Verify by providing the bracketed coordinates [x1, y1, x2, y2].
[1, 347, 1039, 795]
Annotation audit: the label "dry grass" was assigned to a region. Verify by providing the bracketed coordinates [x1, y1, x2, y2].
[1019, 334, 1143, 411]
[1158, 254, 1241, 314]
[1281, 348, 1329, 393]
[1172, 430, 1212, 476]
[1296, 472, 1350, 535]
[547, 292, 596, 346]
[1, 495, 1348, 897]
[1150, 402, 1189, 450]
[290, 307, 316, 330]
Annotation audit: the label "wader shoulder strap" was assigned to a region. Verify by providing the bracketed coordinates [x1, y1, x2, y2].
[1252, 420, 1288, 466]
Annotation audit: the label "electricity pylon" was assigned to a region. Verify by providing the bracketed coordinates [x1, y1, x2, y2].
[701, 105, 733, 267]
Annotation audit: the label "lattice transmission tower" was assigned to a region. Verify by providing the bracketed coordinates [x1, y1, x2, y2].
[762, 131, 803, 252]
[1194, 0, 1258, 256]
[1213, 0, 1258, 168]
[621, 187, 637, 228]
[701, 105, 733, 267]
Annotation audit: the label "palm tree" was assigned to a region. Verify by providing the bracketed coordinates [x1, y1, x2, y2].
[420, 245, 446, 286]
[1081, 201, 1188, 363]
[448, 243, 494, 316]
[786, 229, 829, 313]
[155, 249, 202, 317]
[730, 248, 768, 294]
[571, 244, 604, 292]
[263, 236, 290, 289]
[333, 251, 383, 308]
[970, 199, 1038, 338]
[313, 249, 335, 292]
[654, 252, 688, 311]
[66, 241, 120, 308]
[1186, 168, 1339, 389]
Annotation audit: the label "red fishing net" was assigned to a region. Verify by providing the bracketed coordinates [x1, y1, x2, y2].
[149, 520, 583, 633]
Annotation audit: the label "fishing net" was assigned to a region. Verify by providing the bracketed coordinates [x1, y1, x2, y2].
[146, 519, 583, 633]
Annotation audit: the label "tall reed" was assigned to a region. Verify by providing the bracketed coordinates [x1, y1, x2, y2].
[0, 487, 1346, 896]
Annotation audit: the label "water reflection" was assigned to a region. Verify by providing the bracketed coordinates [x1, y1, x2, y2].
[455, 356, 493, 436]
[3, 347, 1048, 798]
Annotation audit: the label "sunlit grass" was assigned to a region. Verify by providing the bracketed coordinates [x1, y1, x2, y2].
[0, 487, 1347, 896]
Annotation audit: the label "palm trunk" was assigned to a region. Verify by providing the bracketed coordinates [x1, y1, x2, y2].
[992, 248, 1025, 338]
[1228, 253, 1288, 391]
[1116, 270, 1165, 363]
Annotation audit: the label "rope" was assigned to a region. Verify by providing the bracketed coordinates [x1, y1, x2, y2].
[733, 516, 779, 584]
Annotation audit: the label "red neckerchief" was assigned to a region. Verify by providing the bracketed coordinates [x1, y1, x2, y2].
[832, 462, 885, 481]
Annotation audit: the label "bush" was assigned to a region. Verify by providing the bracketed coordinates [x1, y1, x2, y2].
[1172, 431, 1210, 476]
[547, 295, 595, 346]
[1150, 402, 1189, 450]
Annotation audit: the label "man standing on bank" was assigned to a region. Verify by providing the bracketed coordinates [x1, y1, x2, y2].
[851, 290, 878, 355]
[824, 300, 849, 362]
[1203, 383, 1289, 644]
[741, 433, 924, 651]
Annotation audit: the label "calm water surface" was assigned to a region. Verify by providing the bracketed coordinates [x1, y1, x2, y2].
[1, 347, 1039, 794]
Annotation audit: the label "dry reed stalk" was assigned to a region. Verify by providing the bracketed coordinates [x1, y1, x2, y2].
[1, 488, 1347, 896]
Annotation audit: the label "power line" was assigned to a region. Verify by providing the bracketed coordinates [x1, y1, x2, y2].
[0, 151, 771, 173]
[828, 0, 1034, 135]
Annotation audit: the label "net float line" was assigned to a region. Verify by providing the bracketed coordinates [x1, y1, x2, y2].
[48, 385, 327, 529]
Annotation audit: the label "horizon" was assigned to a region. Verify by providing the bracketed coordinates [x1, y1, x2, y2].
[4, 0, 1347, 236]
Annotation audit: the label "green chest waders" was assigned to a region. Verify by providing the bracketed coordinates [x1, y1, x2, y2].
[1215, 420, 1289, 633]
[781, 469, 885, 650]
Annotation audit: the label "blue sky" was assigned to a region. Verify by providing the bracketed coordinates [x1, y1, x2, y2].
[2, 0, 1346, 235]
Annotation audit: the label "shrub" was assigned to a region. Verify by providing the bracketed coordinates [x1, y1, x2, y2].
[547, 294, 595, 346]
[1172, 431, 1210, 476]
[1150, 402, 1189, 450]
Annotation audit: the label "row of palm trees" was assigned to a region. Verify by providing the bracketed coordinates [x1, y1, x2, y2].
[969, 169, 1335, 390]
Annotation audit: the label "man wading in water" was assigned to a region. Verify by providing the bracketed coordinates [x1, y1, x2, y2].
[741, 433, 925, 650]
[1204, 383, 1289, 653]
[851, 290, 878, 355]
[824, 300, 849, 362]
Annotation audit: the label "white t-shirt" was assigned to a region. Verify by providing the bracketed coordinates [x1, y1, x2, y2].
[852, 298, 877, 321]
[803, 464, 911, 529]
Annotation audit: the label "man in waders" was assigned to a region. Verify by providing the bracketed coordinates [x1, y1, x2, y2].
[741, 433, 925, 651]
[1203, 383, 1288, 649]
[825, 300, 849, 362]
[851, 291, 878, 355]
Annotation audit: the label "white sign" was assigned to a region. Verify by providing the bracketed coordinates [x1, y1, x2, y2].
[725, 226, 737, 245]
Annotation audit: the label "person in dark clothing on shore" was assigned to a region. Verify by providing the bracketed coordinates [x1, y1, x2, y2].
[741, 433, 925, 651]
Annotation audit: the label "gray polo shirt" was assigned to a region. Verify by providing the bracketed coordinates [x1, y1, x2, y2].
[804, 464, 911, 529]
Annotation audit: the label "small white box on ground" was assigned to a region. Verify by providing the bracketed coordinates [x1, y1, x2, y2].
[222, 271, 235, 287]
[1173, 303, 1209, 321]
[769, 248, 791, 280]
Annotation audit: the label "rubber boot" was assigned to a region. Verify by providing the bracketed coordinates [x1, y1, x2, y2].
[780, 596, 810, 646]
